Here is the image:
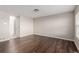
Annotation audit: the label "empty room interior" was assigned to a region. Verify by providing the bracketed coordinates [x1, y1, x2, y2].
[0, 5, 79, 53]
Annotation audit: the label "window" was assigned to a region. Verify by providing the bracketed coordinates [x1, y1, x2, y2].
[76, 12, 79, 39]
[9, 16, 16, 35]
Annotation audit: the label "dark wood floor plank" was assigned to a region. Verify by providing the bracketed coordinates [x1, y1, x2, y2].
[0, 34, 78, 53]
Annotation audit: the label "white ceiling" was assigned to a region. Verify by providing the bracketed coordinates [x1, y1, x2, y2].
[0, 5, 76, 18]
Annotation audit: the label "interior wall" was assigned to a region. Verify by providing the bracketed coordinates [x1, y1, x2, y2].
[74, 5, 79, 50]
[34, 12, 75, 41]
[20, 16, 33, 37]
[0, 8, 75, 42]
[0, 12, 33, 40]
[0, 11, 10, 39]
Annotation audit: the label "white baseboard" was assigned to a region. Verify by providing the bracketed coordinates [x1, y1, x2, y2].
[0, 38, 9, 42]
[74, 37, 79, 51]
[0, 34, 74, 43]
[34, 34, 74, 41]
[74, 42, 79, 51]
[20, 33, 34, 37]
[0, 34, 34, 42]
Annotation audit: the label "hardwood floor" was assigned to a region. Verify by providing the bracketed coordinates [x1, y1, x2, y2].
[0, 34, 78, 53]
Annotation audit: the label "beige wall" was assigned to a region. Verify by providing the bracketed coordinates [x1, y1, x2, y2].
[0, 11, 10, 39]
[20, 16, 33, 37]
[34, 12, 75, 41]
[0, 13, 33, 40]
[0, 8, 75, 43]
